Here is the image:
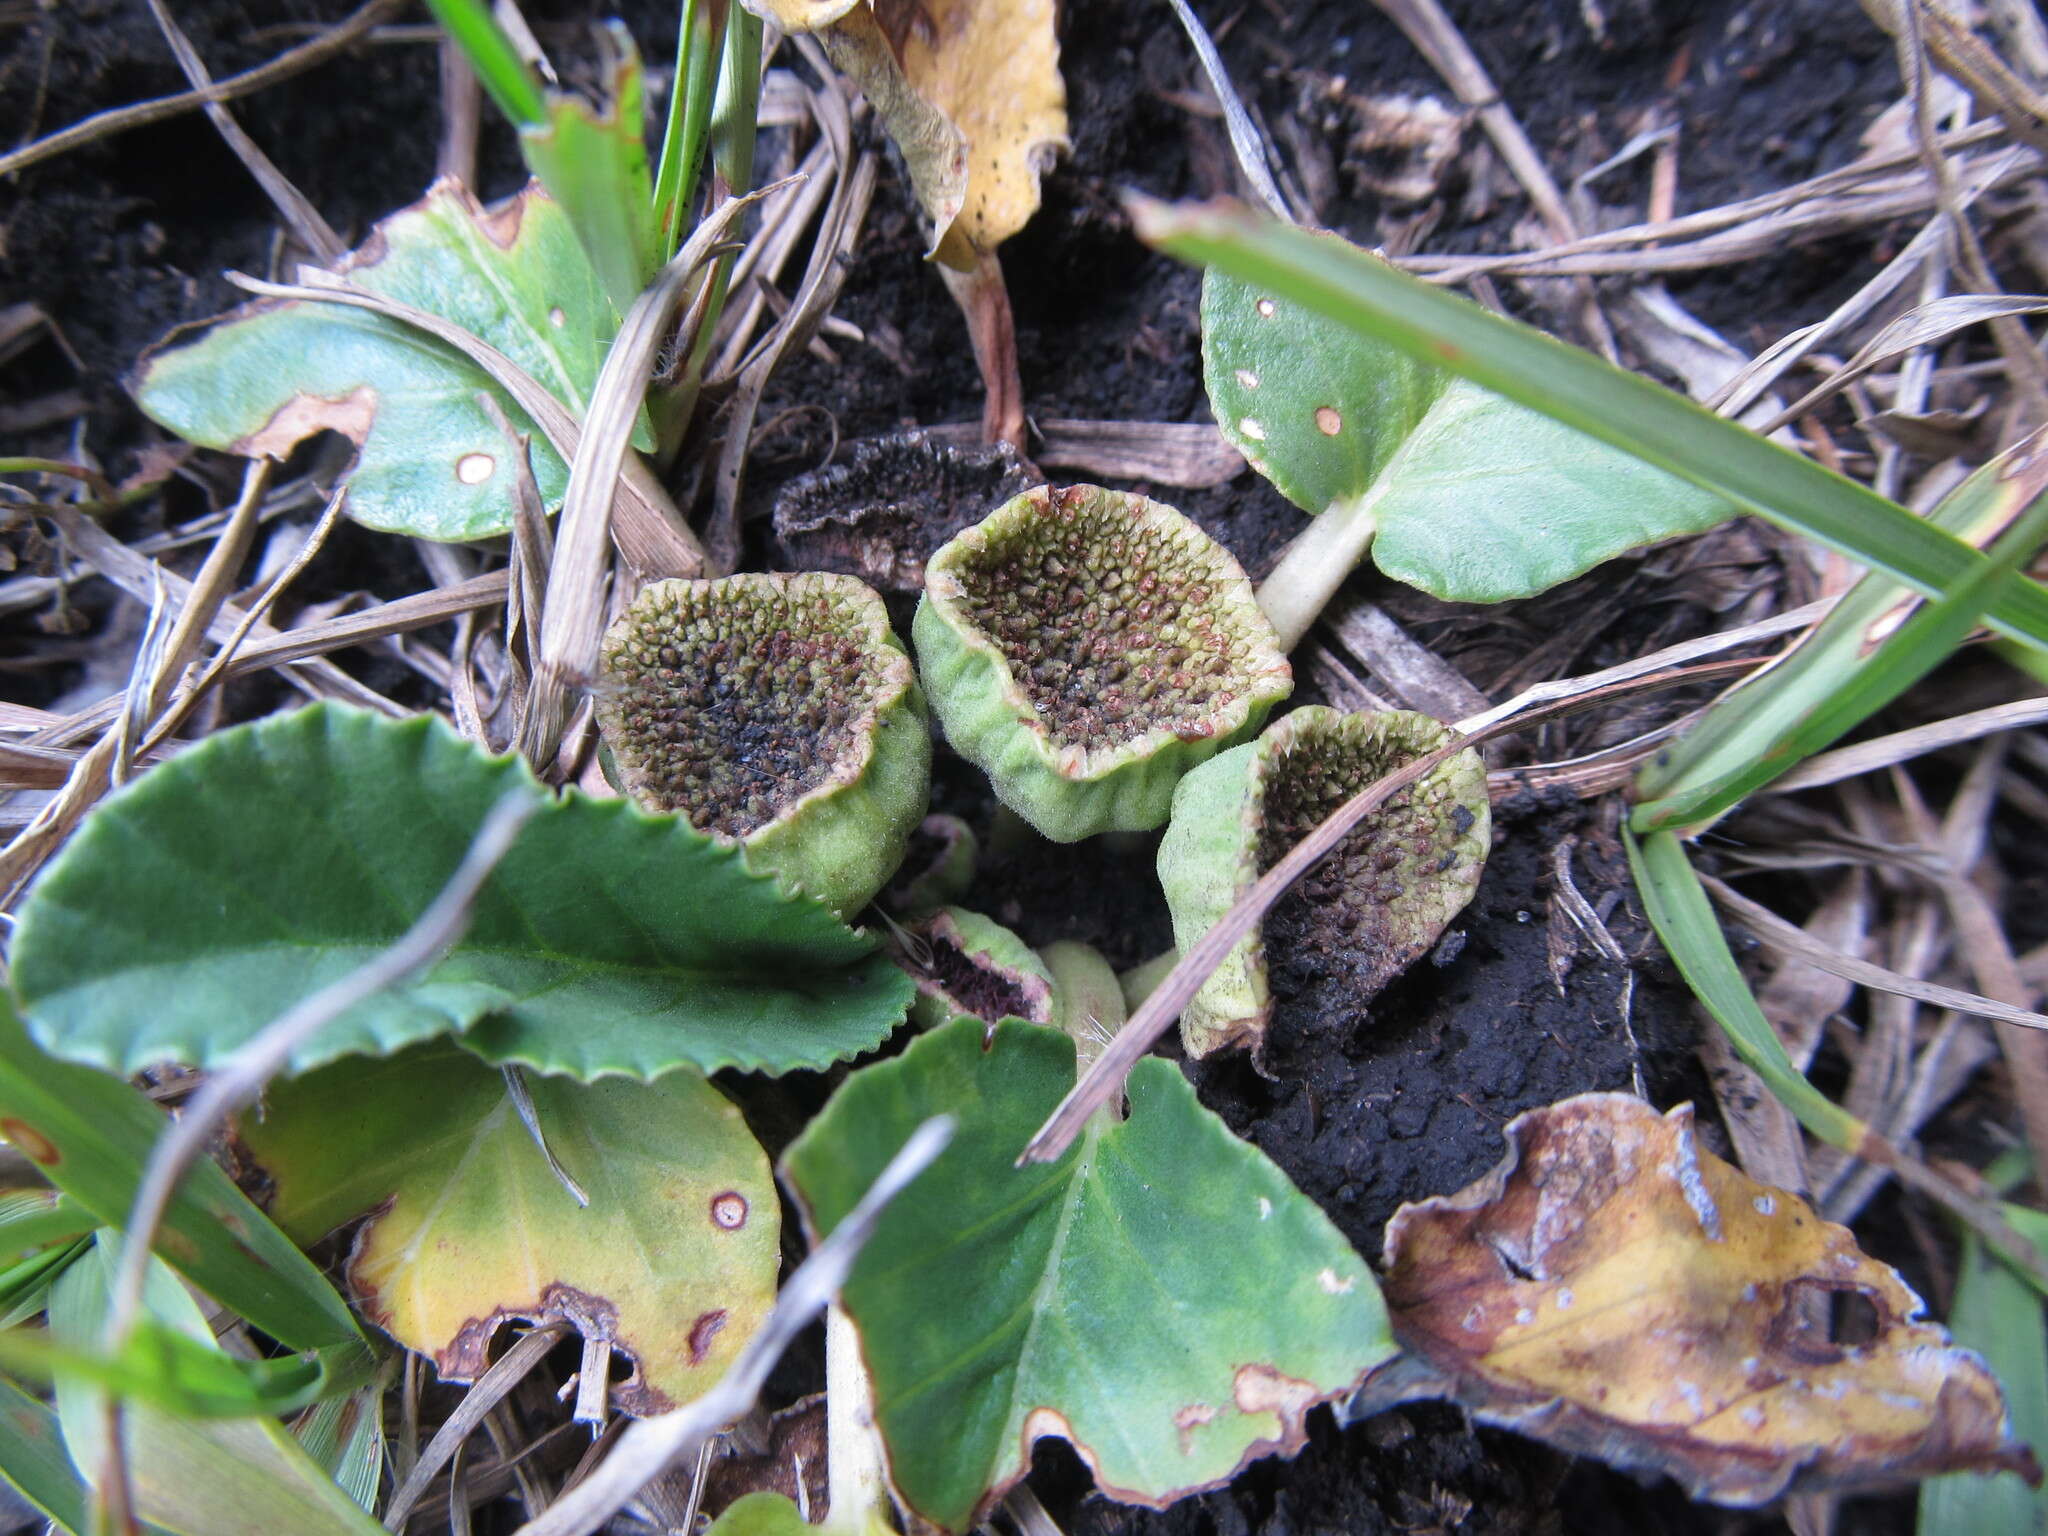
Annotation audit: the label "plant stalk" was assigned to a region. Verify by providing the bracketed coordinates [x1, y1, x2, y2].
[826, 1304, 893, 1532]
[1253, 491, 1378, 652]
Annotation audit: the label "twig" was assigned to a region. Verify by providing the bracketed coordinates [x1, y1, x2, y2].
[1702, 874, 2048, 1033]
[383, 1323, 569, 1531]
[0, 0, 405, 180]
[1162, 0, 1293, 220]
[510, 1117, 956, 1536]
[142, 0, 344, 262]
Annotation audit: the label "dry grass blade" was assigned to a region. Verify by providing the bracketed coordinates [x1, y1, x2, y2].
[1455, 598, 1832, 736]
[1163, 0, 1293, 219]
[511, 1116, 956, 1536]
[0, 0, 405, 179]
[225, 571, 511, 680]
[1702, 875, 2048, 1033]
[36, 500, 400, 714]
[140, 486, 348, 755]
[0, 464, 276, 903]
[520, 180, 799, 767]
[383, 1323, 570, 1531]
[1768, 696, 2048, 792]
[709, 92, 873, 572]
[1406, 139, 2036, 282]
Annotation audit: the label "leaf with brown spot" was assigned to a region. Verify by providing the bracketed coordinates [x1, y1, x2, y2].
[1203, 237, 1729, 604]
[783, 1016, 1395, 1532]
[748, 0, 1065, 267]
[1364, 1092, 2041, 1503]
[241, 1041, 778, 1415]
[131, 179, 649, 542]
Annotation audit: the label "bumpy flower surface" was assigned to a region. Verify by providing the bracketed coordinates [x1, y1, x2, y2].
[903, 906, 1053, 1033]
[915, 484, 1291, 841]
[1158, 706, 1489, 1059]
[597, 572, 930, 917]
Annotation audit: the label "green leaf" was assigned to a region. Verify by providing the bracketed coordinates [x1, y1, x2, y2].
[783, 1017, 1395, 1533]
[47, 1237, 389, 1536]
[0, 993, 368, 1355]
[1623, 827, 1862, 1151]
[705, 1492, 823, 1535]
[1917, 1225, 2048, 1534]
[13, 703, 913, 1082]
[243, 1040, 780, 1413]
[518, 27, 662, 319]
[1205, 255, 1729, 603]
[1141, 199, 2048, 650]
[1634, 433, 2048, 831]
[132, 180, 648, 541]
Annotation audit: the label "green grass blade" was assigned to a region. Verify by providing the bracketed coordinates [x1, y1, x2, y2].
[518, 24, 661, 319]
[421, 0, 545, 126]
[1133, 198, 2048, 651]
[1918, 1222, 2048, 1532]
[0, 1191, 91, 1265]
[676, 4, 761, 388]
[1634, 438, 2048, 831]
[0, 1372, 101, 1535]
[0, 1237, 91, 1329]
[1623, 827, 1864, 1150]
[653, 0, 727, 259]
[0, 993, 369, 1358]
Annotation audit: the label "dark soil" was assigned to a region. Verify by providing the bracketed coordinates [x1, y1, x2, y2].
[0, 1, 1913, 1533]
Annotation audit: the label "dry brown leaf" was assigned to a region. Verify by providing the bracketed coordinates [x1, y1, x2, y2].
[751, 0, 1066, 266]
[1360, 1092, 2040, 1504]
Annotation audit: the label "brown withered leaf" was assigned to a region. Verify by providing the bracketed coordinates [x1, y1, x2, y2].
[1359, 1092, 2040, 1504]
[748, 0, 1066, 267]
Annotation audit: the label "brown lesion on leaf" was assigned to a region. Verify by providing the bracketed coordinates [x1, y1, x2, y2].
[688, 1308, 729, 1365]
[232, 385, 378, 462]
[429, 1281, 680, 1417]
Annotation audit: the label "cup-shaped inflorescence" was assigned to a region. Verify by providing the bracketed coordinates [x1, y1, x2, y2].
[1158, 706, 1489, 1060]
[901, 906, 1055, 1034]
[596, 572, 931, 917]
[914, 484, 1292, 841]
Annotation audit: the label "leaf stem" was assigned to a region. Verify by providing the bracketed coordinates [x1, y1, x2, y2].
[1253, 491, 1378, 652]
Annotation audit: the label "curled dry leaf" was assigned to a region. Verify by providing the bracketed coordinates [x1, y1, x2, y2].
[746, 0, 1066, 267]
[1362, 1092, 2041, 1504]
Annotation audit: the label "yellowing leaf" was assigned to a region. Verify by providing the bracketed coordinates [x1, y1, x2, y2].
[243, 1042, 779, 1415]
[749, 0, 1066, 266]
[1363, 1092, 2041, 1504]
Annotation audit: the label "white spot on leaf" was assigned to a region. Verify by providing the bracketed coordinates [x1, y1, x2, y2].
[1238, 418, 1267, 441]
[456, 452, 495, 485]
[1235, 368, 1259, 389]
[1314, 406, 1342, 435]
